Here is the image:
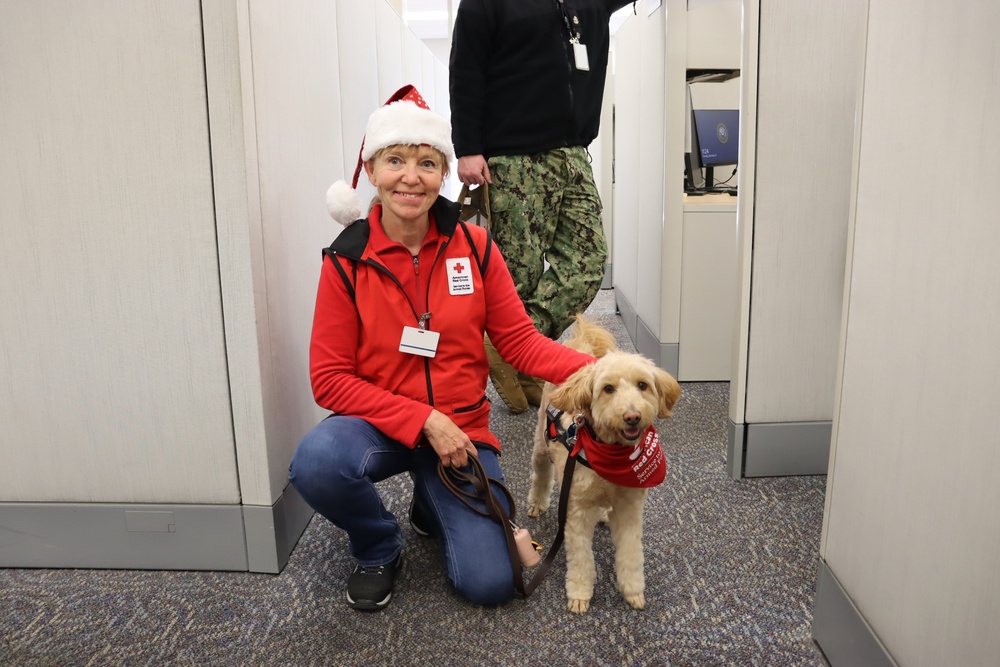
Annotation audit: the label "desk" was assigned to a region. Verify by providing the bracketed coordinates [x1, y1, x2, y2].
[679, 194, 738, 380]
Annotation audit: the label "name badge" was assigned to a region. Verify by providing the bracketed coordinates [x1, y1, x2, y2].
[446, 257, 475, 295]
[573, 42, 590, 71]
[400, 326, 440, 358]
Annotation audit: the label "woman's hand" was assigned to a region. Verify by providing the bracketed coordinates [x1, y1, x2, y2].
[422, 409, 477, 467]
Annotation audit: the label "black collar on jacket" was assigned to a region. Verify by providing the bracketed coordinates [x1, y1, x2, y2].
[326, 196, 462, 261]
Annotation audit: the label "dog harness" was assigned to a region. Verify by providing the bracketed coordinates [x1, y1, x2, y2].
[546, 406, 667, 488]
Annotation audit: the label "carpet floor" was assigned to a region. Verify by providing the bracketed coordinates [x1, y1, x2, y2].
[0, 290, 829, 666]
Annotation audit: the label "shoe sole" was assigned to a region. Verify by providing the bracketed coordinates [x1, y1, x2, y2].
[346, 590, 392, 611]
[410, 518, 432, 537]
[409, 500, 432, 537]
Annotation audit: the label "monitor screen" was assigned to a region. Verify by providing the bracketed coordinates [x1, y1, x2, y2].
[693, 109, 739, 167]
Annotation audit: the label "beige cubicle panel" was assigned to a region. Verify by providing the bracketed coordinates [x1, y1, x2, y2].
[680, 195, 739, 381]
[612, 0, 741, 382]
[727, 0, 866, 478]
[0, 0, 444, 574]
[0, 0, 247, 571]
[612, 0, 673, 368]
[813, 2, 1000, 664]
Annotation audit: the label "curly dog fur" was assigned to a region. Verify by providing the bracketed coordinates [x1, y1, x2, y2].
[527, 316, 681, 613]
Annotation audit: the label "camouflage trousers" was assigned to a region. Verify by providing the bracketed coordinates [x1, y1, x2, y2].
[487, 146, 608, 340]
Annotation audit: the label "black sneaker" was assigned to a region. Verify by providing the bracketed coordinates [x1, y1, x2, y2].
[346, 554, 402, 611]
[409, 497, 433, 537]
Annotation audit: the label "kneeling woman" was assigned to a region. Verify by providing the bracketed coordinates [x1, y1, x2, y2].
[289, 86, 596, 611]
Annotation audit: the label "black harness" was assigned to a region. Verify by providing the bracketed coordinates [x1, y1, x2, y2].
[545, 405, 593, 470]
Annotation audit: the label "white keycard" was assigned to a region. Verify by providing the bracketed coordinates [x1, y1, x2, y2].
[573, 42, 590, 71]
[400, 326, 440, 358]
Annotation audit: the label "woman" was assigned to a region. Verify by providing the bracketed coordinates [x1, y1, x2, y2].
[289, 86, 595, 611]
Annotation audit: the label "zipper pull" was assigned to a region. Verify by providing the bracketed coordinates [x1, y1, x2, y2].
[418, 312, 432, 331]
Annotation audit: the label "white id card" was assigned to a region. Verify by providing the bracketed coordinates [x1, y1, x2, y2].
[573, 42, 590, 71]
[400, 326, 440, 358]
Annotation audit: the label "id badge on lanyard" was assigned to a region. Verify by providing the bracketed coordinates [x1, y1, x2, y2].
[572, 39, 590, 71]
[400, 312, 440, 358]
[557, 0, 589, 71]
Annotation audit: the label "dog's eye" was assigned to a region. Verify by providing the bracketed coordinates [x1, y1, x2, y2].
[602, 384, 615, 394]
[637, 381, 648, 391]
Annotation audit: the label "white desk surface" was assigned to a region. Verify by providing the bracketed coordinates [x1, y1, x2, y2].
[683, 192, 738, 211]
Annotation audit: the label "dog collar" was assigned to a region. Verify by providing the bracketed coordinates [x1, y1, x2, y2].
[546, 405, 593, 469]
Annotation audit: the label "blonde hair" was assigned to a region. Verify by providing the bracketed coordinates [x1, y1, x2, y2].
[368, 144, 449, 175]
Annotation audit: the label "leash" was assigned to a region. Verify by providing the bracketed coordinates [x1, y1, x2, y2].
[437, 449, 578, 597]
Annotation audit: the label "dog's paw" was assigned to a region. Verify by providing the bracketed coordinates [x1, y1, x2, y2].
[568, 598, 591, 614]
[526, 502, 547, 518]
[624, 592, 646, 610]
[526, 492, 549, 517]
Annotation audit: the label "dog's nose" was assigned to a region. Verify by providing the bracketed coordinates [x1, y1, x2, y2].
[624, 412, 641, 427]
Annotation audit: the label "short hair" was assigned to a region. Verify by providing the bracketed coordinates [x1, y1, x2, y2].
[367, 144, 450, 178]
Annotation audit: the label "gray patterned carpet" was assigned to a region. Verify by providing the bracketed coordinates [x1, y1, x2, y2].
[0, 290, 829, 666]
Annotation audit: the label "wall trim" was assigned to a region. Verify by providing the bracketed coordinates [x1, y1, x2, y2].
[602, 262, 613, 290]
[727, 420, 831, 477]
[0, 486, 312, 573]
[243, 483, 314, 573]
[614, 286, 638, 344]
[727, 419, 745, 479]
[813, 560, 898, 667]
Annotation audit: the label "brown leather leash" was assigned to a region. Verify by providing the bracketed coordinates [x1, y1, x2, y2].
[438, 451, 577, 596]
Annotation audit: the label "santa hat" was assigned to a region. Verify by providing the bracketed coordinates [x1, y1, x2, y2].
[326, 85, 455, 226]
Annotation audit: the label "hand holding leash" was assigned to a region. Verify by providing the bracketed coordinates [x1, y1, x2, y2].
[421, 409, 476, 467]
[437, 449, 575, 595]
[457, 155, 492, 186]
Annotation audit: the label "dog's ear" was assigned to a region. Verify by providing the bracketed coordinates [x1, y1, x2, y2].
[654, 368, 682, 418]
[549, 362, 597, 413]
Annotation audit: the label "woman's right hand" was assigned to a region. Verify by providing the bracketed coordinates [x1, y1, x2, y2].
[422, 409, 477, 468]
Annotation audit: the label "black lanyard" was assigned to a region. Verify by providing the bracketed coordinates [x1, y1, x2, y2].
[553, 0, 581, 42]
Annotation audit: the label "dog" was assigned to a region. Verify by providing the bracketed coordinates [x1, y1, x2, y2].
[527, 316, 681, 613]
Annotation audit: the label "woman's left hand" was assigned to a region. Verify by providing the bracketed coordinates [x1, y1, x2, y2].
[421, 409, 477, 467]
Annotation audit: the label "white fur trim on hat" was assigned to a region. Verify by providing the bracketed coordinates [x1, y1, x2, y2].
[361, 100, 455, 162]
[326, 179, 364, 227]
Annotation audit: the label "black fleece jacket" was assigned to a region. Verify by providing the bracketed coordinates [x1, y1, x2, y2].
[449, 0, 634, 159]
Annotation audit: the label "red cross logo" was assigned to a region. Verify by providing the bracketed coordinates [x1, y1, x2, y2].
[452, 261, 465, 273]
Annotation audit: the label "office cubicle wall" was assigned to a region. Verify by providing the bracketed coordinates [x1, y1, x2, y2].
[727, 0, 867, 477]
[612, 0, 680, 369]
[0, 0, 446, 573]
[612, 0, 742, 379]
[814, 2, 1000, 664]
[0, 0, 242, 530]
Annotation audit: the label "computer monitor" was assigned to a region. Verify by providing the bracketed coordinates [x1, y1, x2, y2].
[688, 108, 739, 192]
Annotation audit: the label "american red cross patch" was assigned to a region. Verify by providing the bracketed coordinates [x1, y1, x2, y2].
[446, 257, 474, 296]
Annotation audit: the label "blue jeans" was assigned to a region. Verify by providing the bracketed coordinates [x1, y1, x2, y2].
[288, 415, 516, 606]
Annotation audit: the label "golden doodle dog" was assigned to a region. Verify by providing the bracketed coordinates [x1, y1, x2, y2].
[527, 316, 681, 613]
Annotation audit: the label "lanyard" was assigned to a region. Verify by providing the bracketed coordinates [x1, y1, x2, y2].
[554, 0, 581, 43]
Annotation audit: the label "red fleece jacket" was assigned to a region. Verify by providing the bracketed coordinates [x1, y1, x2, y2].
[309, 199, 594, 451]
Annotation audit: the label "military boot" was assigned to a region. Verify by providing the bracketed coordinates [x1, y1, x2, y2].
[484, 335, 528, 414]
[518, 372, 545, 408]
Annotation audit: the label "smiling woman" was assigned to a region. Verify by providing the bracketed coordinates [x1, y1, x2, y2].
[292, 85, 600, 613]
